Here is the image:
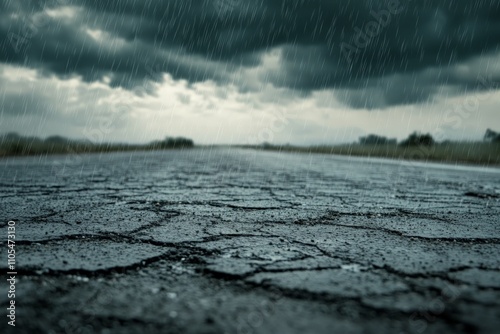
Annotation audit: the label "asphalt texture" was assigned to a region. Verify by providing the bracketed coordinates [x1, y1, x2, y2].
[1, 148, 499, 334]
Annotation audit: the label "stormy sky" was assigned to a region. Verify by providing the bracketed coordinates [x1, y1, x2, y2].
[1, 0, 499, 144]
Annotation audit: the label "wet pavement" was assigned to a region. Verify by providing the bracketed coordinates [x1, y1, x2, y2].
[1, 148, 499, 334]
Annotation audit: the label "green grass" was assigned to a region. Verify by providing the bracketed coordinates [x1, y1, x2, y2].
[240, 142, 500, 166]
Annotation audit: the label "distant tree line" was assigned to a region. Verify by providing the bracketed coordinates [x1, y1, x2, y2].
[358, 129, 500, 147]
[0, 133, 194, 157]
[358, 132, 434, 147]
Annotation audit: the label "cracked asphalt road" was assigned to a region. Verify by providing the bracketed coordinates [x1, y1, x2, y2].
[1, 148, 499, 334]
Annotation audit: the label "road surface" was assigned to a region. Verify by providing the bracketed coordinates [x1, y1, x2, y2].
[1, 148, 499, 333]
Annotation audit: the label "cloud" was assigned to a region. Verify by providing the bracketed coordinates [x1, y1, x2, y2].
[1, 63, 499, 145]
[1, 0, 500, 108]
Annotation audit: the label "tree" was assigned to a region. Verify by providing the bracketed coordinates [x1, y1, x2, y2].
[359, 134, 397, 145]
[400, 132, 435, 147]
[484, 129, 500, 143]
[151, 137, 194, 149]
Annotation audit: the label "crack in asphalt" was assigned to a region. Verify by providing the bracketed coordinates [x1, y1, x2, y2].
[1, 149, 499, 333]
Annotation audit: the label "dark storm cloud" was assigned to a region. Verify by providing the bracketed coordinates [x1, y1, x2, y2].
[1, 0, 500, 108]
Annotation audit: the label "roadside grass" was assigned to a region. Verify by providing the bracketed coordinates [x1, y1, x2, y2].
[239, 142, 500, 166]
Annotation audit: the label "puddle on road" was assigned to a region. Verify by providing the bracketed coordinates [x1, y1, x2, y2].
[340, 264, 368, 273]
